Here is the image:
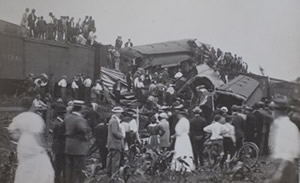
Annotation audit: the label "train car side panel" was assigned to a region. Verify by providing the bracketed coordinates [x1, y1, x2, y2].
[0, 33, 24, 80]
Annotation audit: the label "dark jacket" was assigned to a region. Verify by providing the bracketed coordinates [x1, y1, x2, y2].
[232, 114, 245, 139]
[52, 117, 65, 154]
[190, 115, 207, 139]
[94, 123, 108, 147]
[64, 112, 91, 155]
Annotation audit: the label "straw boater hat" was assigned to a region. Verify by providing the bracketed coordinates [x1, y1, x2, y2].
[193, 106, 202, 113]
[269, 96, 290, 110]
[159, 112, 169, 119]
[111, 106, 124, 113]
[73, 100, 85, 106]
[220, 106, 228, 113]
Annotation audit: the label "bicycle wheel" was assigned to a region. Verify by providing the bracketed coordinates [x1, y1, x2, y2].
[207, 144, 222, 167]
[237, 142, 259, 168]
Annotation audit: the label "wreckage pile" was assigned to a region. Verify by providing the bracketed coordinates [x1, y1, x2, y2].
[101, 67, 137, 107]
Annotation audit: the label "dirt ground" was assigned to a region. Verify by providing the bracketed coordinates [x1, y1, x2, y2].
[0, 97, 276, 183]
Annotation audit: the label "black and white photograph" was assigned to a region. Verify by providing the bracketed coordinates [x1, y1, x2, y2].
[0, 0, 300, 182]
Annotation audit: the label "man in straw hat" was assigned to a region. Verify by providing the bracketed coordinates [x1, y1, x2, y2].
[64, 100, 91, 183]
[268, 96, 300, 183]
[106, 106, 125, 177]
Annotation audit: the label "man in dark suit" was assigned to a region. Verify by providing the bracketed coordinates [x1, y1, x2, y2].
[190, 106, 207, 168]
[64, 100, 91, 183]
[106, 107, 125, 177]
[94, 118, 108, 169]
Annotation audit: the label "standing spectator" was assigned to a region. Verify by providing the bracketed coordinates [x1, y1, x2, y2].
[127, 113, 139, 147]
[52, 16, 58, 40]
[71, 76, 79, 99]
[20, 8, 30, 36]
[113, 80, 121, 104]
[106, 107, 125, 177]
[203, 115, 229, 155]
[268, 97, 300, 183]
[62, 16, 68, 41]
[244, 107, 258, 144]
[124, 39, 133, 47]
[220, 116, 236, 168]
[8, 97, 55, 183]
[157, 112, 170, 150]
[135, 76, 145, 103]
[113, 50, 121, 71]
[38, 16, 47, 39]
[171, 108, 195, 172]
[115, 36, 123, 49]
[83, 76, 92, 103]
[88, 27, 97, 45]
[88, 16, 95, 32]
[64, 101, 91, 183]
[231, 105, 246, 149]
[82, 16, 89, 38]
[52, 109, 66, 183]
[48, 73, 55, 98]
[126, 72, 132, 92]
[47, 12, 54, 40]
[161, 68, 169, 84]
[165, 83, 175, 106]
[75, 18, 81, 30]
[94, 119, 108, 170]
[190, 106, 207, 168]
[90, 82, 100, 110]
[174, 68, 183, 79]
[27, 9, 37, 37]
[58, 75, 67, 100]
[67, 17, 75, 42]
[57, 16, 64, 42]
[147, 116, 164, 150]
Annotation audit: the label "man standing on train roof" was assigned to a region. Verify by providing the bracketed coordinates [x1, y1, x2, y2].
[64, 100, 91, 183]
[115, 36, 123, 49]
[106, 107, 125, 177]
[125, 39, 133, 47]
[27, 9, 37, 37]
[58, 75, 67, 101]
[20, 8, 30, 36]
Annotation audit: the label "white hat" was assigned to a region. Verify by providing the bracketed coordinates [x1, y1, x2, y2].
[221, 106, 228, 113]
[159, 112, 168, 119]
[193, 106, 202, 113]
[112, 106, 124, 113]
[73, 100, 85, 106]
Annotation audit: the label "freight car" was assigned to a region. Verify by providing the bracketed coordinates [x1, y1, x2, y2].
[0, 20, 108, 96]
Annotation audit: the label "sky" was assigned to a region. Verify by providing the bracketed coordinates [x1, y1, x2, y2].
[0, 0, 299, 81]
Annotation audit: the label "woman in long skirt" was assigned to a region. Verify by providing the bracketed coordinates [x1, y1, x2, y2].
[171, 110, 195, 172]
[8, 98, 54, 183]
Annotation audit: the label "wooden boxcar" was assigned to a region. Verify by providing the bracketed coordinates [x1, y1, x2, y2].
[0, 20, 108, 95]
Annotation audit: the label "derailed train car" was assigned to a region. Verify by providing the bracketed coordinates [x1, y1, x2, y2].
[0, 19, 108, 95]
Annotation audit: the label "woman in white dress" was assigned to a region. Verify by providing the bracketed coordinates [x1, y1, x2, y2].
[8, 97, 54, 183]
[171, 109, 195, 172]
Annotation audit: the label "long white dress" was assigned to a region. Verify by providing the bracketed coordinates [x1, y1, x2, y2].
[171, 117, 195, 172]
[8, 112, 54, 183]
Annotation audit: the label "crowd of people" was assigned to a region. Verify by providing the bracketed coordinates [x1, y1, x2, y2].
[9, 82, 300, 183]
[20, 8, 97, 45]
[197, 45, 248, 82]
